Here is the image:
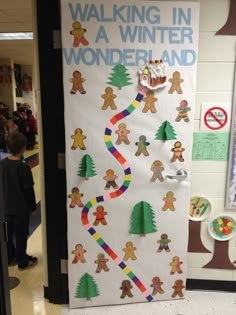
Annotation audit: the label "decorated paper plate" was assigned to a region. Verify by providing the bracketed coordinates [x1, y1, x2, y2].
[189, 196, 211, 221]
[208, 215, 236, 241]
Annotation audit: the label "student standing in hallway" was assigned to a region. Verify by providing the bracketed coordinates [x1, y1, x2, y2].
[0, 130, 38, 270]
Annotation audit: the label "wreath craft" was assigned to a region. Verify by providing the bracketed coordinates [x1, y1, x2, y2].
[208, 215, 236, 241]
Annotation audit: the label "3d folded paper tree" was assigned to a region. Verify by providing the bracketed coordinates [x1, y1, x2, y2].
[107, 64, 132, 90]
[78, 154, 97, 180]
[154, 120, 177, 141]
[75, 273, 99, 300]
[129, 201, 158, 236]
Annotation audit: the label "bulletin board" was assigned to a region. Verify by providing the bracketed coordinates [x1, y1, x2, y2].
[61, 0, 200, 309]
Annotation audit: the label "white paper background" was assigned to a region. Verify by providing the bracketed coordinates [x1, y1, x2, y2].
[61, 0, 199, 308]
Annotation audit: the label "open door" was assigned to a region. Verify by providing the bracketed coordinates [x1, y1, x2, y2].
[61, 0, 200, 308]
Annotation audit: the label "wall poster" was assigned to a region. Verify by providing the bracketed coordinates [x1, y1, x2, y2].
[61, 0, 200, 309]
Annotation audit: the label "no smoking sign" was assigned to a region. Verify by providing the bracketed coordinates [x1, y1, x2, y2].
[201, 103, 231, 132]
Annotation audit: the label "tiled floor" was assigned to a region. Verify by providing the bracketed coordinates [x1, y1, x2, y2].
[8, 150, 236, 315]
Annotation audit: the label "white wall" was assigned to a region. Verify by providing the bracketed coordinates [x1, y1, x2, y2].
[188, 0, 236, 281]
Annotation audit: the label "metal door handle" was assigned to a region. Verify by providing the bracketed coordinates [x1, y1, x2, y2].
[166, 169, 188, 181]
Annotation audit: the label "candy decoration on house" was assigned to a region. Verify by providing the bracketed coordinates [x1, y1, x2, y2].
[150, 160, 165, 182]
[69, 70, 86, 94]
[188, 196, 211, 253]
[168, 71, 183, 94]
[175, 100, 191, 122]
[139, 59, 167, 90]
[101, 87, 117, 110]
[78, 154, 96, 180]
[142, 90, 158, 113]
[107, 64, 132, 90]
[71, 128, 86, 150]
[203, 215, 236, 270]
[129, 201, 157, 236]
[75, 273, 99, 300]
[72, 243, 86, 264]
[68, 187, 84, 208]
[0, 64, 12, 84]
[215, 0, 236, 35]
[154, 121, 177, 141]
[70, 21, 89, 47]
[135, 135, 150, 156]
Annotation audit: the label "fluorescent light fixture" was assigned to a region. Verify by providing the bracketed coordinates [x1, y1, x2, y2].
[0, 32, 33, 40]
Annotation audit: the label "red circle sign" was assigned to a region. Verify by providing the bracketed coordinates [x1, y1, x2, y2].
[204, 106, 228, 130]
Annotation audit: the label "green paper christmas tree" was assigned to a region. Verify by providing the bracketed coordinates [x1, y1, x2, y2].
[75, 273, 99, 300]
[155, 120, 177, 141]
[129, 201, 158, 236]
[107, 64, 132, 90]
[78, 154, 96, 180]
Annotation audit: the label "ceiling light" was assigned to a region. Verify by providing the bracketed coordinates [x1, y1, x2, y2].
[0, 32, 33, 40]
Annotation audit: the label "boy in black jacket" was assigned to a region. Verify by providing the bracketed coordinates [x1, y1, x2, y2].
[0, 130, 38, 270]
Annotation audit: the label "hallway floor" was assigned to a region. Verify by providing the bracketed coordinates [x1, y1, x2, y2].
[8, 150, 236, 315]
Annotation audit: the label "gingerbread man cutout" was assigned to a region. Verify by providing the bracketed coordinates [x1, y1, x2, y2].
[101, 87, 117, 110]
[70, 70, 86, 94]
[103, 169, 119, 190]
[72, 244, 86, 264]
[71, 128, 86, 150]
[170, 141, 185, 162]
[115, 123, 130, 145]
[94, 253, 109, 273]
[168, 71, 183, 94]
[150, 160, 164, 182]
[93, 206, 108, 226]
[162, 191, 176, 211]
[70, 21, 89, 47]
[171, 279, 185, 298]
[120, 280, 133, 298]
[170, 256, 183, 275]
[68, 187, 84, 208]
[175, 100, 191, 122]
[142, 90, 157, 113]
[157, 234, 171, 252]
[135, 135, 150, 156]
[150, 276, 165, 295]
[123, 241, 137, 261]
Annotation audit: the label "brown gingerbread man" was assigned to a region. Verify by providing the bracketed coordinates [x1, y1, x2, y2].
[101, 87, 117, 110]
[115, 123, 130, 145]
[123, 241, 137, 261]
[72, 244, 86, 264]
[168, 71, 183, 94]
[94, 253, 109, 273]
[150, 160, 164, 182]
[103, 169, 119, 190]
[70, 70, 86, 94]
[150, 276, 165, 295]
[70, 21, 89, 47]
[162, 191, 176, 211]
[68, 187, 84, 208]
[71, 128, 86, 150]
[170, 141, 185, 162]
[120, 280, 133, 298]
[93, 206, 108, 226]
[171, 279, 185, 298]
[142, 90, 157, 113]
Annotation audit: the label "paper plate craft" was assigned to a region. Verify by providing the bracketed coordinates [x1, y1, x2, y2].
[189, 197, 211, 221]
[208, 215, 236, 241]
[139, 60, 167, 90]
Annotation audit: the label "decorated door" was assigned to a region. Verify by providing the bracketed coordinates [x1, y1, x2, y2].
[61, 0, 200, 308]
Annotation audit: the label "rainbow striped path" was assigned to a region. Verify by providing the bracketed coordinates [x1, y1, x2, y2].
[81, 85, 153, 302]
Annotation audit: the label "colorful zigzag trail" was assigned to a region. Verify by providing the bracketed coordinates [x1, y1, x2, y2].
[81, 85, 153, 302]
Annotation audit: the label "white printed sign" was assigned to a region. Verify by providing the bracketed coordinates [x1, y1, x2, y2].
[200, 103, 231, 132]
